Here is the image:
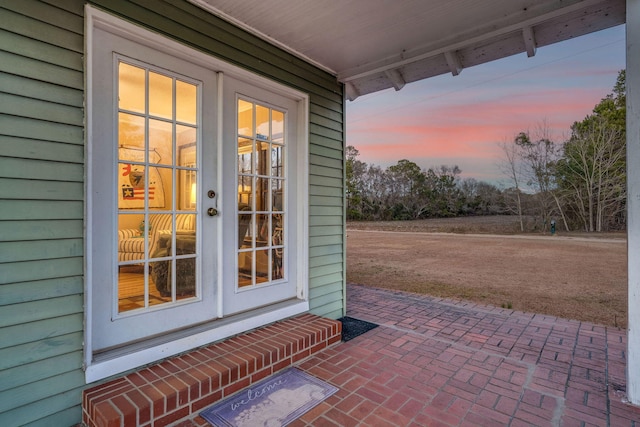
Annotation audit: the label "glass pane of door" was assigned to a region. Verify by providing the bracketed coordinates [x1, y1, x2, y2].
[236, 98, 286, 289]
[116, 60, 199, 314]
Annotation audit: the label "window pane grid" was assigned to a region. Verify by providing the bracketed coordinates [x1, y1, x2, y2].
[237, 98, 286, 289]
[116, 58, 199, 315]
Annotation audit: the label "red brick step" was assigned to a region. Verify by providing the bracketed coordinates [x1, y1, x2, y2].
[83, 314, 342, 427]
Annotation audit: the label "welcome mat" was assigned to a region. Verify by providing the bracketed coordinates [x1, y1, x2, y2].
[200, 367, 338, 427]
[339, 316, 379, 341]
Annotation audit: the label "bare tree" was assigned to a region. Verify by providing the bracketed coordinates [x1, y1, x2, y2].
[498, 140, 525, 231]
[558, 117, 625, 231]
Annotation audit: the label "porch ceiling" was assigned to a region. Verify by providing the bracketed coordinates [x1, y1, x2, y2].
[190, 0, 625, 100]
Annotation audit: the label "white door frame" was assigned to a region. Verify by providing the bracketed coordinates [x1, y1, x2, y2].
[84, 5, 309, 382]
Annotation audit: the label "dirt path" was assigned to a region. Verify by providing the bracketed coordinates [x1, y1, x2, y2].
[347, 229, 627, 328]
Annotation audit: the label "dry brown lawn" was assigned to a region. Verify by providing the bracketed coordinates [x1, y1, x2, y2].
[347, 216, 628, 328]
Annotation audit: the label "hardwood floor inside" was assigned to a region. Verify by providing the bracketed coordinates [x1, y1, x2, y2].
[118, 266, 170, 312]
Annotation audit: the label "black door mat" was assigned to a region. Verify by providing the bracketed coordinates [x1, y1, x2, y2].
[338, 316, 378, 341]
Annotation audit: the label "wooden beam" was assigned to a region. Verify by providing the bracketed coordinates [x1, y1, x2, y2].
[444, 51, 462, 76]
[385, 69, 405, 91]
[523, 26, 537, 57]
[344, 81, 359, 101]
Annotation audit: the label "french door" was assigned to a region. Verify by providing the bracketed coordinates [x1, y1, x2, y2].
[221, 77, 300, 315]
[90, 29, 301, 351]
[91, 29, 219, 350]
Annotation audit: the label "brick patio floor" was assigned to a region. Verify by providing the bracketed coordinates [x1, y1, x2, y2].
[288, 284, 640, 427]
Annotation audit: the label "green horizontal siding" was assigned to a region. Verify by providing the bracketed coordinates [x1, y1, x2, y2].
[0, 352, 83, 395]
[0, 219, 83, 241]
[0, 332, 83, 372]
[0, 115, 83, 144]
[310, 185, 343, 196]
[0, 50, 83, 89]
[310, 263, 344, 279]
[0, 28, 82, 70]
[310, 194, 344, 207]
[0, 157, 83, 181]
[0, 134, 84, 163]
[0, 6, 83, 52]
[1, 258, 84, 285]
[309, 225, 344, 237]
[0, 314, 84, 350]
[0, 179, 83, 201]
[0, 200, 83, 220]
[0, 387, 83, 427]
[309, 272, 344, 289]
[0, 239, 83, 263]
[310, 143, 344, 160]
[0, 1, 86, 425]
[0, 1, 345, 425]
[0, 93, 83, 127]
[309, 234, 343, 246]
[0, 73, 83, 107]
[0, 277, 83, 306]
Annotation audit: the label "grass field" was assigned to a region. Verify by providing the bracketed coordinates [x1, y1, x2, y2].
[347, 215, 628, 328]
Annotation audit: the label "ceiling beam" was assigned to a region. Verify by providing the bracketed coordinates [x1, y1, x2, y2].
[344, 82, 360, 101]
[385, 69, 406, 91]
[522, 26, 537, 57]
[444, 51, 463, 76]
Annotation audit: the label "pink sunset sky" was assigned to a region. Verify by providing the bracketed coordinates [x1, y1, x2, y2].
[346, 25, 626, 185]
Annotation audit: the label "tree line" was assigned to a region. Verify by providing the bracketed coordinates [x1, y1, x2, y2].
[347, 70, 626, 232]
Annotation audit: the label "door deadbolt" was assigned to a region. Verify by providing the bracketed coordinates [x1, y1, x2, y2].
[207, 207, 218, 217]
[207, 190, 216, 199]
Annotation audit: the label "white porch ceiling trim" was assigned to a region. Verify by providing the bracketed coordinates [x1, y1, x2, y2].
[188, 0, 338, 75]
[189, 0, 624, 100]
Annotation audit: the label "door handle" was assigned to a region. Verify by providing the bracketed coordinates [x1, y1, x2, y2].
[207, 207, 218, 217]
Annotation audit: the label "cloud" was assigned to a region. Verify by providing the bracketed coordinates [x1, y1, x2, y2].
[346, 26, 626, 182]
[347, 42, 623, 179]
